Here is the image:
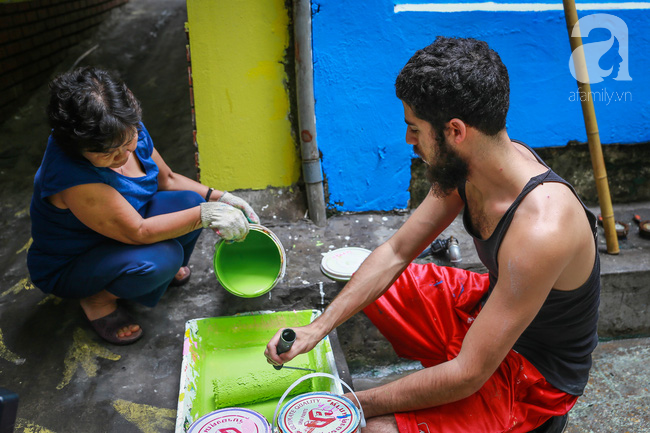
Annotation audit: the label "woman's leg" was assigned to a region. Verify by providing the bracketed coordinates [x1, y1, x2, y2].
[54, 239, 183, 343]
[79, 289, 139, 339]
[144, 190, 204, 270]
[55, 239, 184, 306]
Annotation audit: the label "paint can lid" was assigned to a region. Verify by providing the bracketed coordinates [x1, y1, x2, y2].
[320, 247, 371, 281]
[187, 407, 270, 433]
[278, 392, 360, 433]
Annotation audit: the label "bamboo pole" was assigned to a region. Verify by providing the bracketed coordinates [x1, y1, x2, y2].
[294, 0, 327, 227]
[562, 0, 619, 254]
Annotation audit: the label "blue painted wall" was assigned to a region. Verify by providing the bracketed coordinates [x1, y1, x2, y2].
[311, 0, 650, 211]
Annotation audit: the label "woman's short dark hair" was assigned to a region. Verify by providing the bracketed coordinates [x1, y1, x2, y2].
[47, 66, 142, 158]
[395, 36, 510, 137]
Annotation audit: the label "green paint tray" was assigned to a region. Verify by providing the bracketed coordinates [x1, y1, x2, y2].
[175, 310, 343, 432]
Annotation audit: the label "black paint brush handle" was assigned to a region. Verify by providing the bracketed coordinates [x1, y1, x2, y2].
[273, 328, 296, 370]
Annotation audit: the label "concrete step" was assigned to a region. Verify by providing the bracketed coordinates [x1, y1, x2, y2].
[350, 337, 650, 433]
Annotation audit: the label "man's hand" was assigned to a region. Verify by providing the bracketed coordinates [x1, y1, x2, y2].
[264, 325, 322, 367]
[218, 192, 261, 224]
[200, 202, 249, 241]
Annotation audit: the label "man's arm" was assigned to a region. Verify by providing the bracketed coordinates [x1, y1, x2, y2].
[352, 186, 587, 417]
[265, 189, 465, 364]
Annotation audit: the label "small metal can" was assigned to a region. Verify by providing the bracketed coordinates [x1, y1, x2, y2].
[187, 407, 270, 433]
[277, 392, 361, 433]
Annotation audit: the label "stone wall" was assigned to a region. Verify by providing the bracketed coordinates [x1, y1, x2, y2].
[409, 141, 650, 208]
[0, 0, 128, 123]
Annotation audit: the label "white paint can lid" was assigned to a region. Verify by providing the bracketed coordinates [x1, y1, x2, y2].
[187, 407, 270, 433]
[320, 247, 371, 281]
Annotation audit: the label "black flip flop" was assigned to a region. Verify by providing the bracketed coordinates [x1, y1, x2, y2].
[88, 307, 143, 345]
[169, 266, 191, 287]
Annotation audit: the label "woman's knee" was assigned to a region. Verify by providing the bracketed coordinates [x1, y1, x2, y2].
[119, 241, 183, 282]
[142, 240, 184, 274]
[174, 190, 204, 209]
[146, 190, 204, 217]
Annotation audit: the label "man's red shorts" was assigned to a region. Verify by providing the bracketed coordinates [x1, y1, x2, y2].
[363, 263, 578, 433]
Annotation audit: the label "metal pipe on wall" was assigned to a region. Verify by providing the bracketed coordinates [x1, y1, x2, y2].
[562, 0, 619, 254]
[294, 0, 327, 227]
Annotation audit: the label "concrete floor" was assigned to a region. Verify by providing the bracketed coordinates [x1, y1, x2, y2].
[1, 1, 649, 432]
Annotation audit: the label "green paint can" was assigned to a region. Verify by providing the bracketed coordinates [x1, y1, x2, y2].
[213, 224, 286, 297]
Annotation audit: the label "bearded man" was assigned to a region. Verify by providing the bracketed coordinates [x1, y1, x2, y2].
[266, 36, 600, 433]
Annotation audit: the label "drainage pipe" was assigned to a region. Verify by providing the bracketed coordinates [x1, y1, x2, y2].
[562, 0, 619, 254]
[294, 0, 327, 227]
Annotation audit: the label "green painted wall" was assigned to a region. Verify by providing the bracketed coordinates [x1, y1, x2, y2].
[186, 0, 300, 191]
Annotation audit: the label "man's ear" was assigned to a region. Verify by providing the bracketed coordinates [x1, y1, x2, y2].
[445, 118, 468, 145]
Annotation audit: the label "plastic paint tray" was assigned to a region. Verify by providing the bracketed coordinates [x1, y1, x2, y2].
[175, 310, 343, 433]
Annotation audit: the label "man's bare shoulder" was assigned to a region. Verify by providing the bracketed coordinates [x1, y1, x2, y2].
[502, 181, 595, 290]
[514, 181, 589, 233]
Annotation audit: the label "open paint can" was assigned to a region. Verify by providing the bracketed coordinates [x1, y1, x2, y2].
[187, 407, 270, 433]
[214, 224, 286, 297]
[273, 373, 365, 433]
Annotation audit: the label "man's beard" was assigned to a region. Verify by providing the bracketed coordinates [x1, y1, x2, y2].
[425, 130, 469, 198]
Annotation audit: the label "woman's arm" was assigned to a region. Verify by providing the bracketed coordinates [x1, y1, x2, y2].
[152, 148, 222, 201]
[58, 182, 202, 245]
[153, 148, 260, 223]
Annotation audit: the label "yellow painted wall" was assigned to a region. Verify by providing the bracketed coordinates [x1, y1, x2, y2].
[186, 1, 300, 191]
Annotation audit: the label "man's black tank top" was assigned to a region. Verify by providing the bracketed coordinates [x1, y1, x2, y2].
[458, 140, 600, 396]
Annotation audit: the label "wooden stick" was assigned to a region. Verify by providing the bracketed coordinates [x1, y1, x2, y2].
[562, 0, 619, 254]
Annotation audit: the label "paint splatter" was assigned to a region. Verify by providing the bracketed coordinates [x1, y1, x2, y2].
[16, 237, 32, 254]
[0, 328, 25, 365]
[37, 294, 63, 306]
[113, 399, 176, 433]
[13, 206, 29, 218]
[1, 277, 35, 298]
[57, 328, 121, 389]
[15, 419, 56, 433]
[319, 281, 325, 306]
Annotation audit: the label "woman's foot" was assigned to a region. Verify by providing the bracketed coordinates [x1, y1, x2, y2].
[169, 266, 191, 287]
[81, 291, 142, 345]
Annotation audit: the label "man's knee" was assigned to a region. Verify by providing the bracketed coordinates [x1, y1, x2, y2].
[362, 415, 400, 433]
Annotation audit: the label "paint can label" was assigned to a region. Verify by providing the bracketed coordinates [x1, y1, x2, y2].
[278, 392, 360, 433]
[187, 407, 270, 433]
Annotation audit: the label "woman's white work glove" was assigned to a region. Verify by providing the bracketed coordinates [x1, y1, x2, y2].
[200, 202, 249, 241]
[218, 192, 260, 224]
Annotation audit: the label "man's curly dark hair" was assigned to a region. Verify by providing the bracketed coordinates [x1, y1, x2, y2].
[395, 36, 510, 139]
[47, 66, 142, 158]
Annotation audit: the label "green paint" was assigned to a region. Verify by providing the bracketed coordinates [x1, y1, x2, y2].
[188, 311, 336, 423]
[212, 346, 313, 407]
[214, 229, 283, 297]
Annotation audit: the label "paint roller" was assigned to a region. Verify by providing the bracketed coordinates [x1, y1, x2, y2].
[213, 354, 314, 408]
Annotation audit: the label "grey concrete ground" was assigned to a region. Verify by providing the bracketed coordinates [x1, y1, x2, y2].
[1, 1, 649, 432]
